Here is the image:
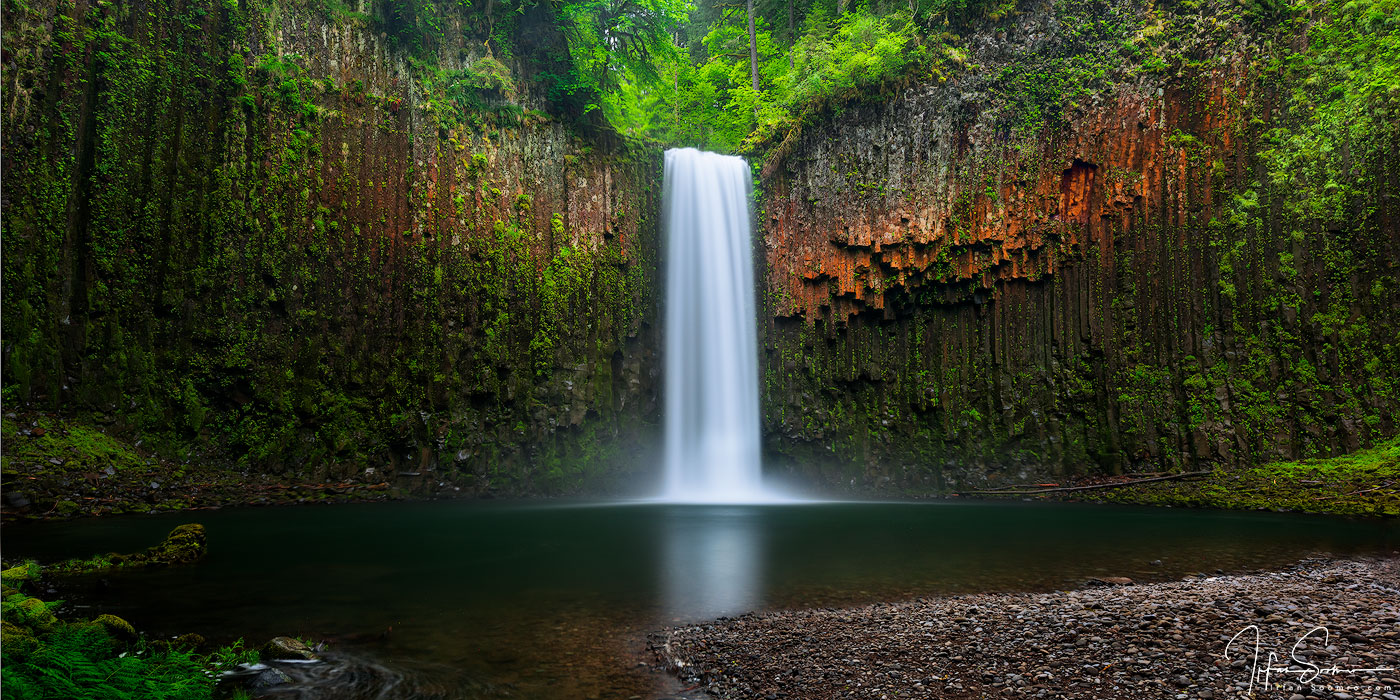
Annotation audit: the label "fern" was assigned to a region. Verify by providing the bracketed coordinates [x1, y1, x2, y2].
[1, 625, 218, 700]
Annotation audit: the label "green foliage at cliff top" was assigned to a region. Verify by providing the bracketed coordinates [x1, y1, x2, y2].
[585, 0, 1400, 159]
[374, 0, 1400, 186]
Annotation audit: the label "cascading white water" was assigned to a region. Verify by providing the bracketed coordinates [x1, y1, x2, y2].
[661, 148, 768, 503]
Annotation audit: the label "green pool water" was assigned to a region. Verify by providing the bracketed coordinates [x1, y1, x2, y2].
[5, 499, 1397, 698]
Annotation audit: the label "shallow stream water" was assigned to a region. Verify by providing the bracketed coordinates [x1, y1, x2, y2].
[5, 500, 1398, 698]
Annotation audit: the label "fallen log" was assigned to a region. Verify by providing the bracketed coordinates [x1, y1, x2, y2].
[957, 470, 1211, 496]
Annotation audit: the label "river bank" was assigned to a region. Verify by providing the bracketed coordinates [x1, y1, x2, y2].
[952, 438, 1400, 518]
[651, 556, 1400, 700]
[1, 413, 411, 522]
[1073, 439, 1400, 517]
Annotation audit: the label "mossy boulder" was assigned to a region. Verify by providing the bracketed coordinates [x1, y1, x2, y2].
[49, 524, 208, 574]
[1, 561, 40, 585]
[2, 619, 32, 640]
[1, 619, 39, 656]
[92, 614, 138, 642]
[139, 523, 207, 567]
[261, 636, 319, 661]
[5, 595, 59, 633]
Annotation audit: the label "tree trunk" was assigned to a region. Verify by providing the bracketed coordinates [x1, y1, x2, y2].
[747, 0, 760, 118]
[787, 0, 794, 70]
[484, 0, 496, 55]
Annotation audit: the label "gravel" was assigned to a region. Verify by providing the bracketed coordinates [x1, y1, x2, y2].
[651, 556, 1400, 699]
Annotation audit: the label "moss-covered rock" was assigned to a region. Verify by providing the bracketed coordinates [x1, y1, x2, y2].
[261, 635, 319, 661]
[48, 524, 207, 575]
[0, 561, 40, 585]
[1, 619, 39, 656]
[141, 524, 207, 567]
[2, 619, 32, 641]
[0, 585, 263, 697]
[4, 595, 60, 633]
[92, 614, 138, 643]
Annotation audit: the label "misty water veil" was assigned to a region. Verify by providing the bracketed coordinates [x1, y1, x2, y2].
[660, 148, 768, 503]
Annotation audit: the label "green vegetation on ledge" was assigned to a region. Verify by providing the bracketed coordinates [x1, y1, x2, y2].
[1076, 438, 1400, 516]
[1, 414, 396, 520]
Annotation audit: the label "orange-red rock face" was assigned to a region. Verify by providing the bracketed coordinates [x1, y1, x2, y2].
[764, 76, 1246, 323]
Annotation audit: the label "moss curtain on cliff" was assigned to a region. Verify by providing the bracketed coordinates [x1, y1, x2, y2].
[2, 0, 662, 493]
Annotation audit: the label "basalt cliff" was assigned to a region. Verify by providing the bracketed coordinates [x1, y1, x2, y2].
[756, 0, 1400, 490]
[3, 0, 1397, 502]
[2, 0, 662, 497]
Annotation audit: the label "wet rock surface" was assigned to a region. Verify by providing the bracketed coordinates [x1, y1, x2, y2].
[652, 556, 1400, 699]
[263, 636, 322, 661]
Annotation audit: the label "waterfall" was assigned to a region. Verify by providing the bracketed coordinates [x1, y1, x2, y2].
[661, 148, 768, 503]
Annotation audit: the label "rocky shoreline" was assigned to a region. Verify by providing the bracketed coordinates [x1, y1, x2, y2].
[651, 556, 1400, 700]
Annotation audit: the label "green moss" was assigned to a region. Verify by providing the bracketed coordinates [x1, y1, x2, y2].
[1080, 437, 1400, 516]
[92, 614, 138, 643]
[48, 524, 207, 574]
[3, 594, 61, 633]
[1, 561, 42, 586]
[1, 417, 146, 474]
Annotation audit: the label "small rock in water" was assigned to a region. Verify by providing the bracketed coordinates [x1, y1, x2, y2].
[1088, 576, 1134, 586]
[250, 667, 292, 690]
[262, 636, 319, 661]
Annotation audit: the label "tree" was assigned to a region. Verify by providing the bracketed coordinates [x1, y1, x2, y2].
[559, 0, 689, 108]
[747, 0, 760, 116]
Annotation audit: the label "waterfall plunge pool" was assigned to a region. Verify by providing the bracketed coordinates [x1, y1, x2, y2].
[5, 499, 1397, 698]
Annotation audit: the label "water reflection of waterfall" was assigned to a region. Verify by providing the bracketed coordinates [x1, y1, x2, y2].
[661, 148, 767, 502]
[660, 506, 763, 621]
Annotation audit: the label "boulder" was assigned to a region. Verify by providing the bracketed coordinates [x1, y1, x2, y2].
[93, 613, 138, 642]
[262, 636, 319, 661]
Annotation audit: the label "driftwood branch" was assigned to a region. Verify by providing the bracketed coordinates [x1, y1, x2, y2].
[958, 471, 1211, 496]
